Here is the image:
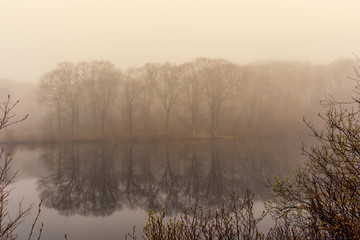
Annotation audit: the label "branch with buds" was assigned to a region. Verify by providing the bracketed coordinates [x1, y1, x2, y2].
[0, 95, 28, 130]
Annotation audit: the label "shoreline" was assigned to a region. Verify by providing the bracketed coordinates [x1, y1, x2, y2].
[0, 134, 305, 145]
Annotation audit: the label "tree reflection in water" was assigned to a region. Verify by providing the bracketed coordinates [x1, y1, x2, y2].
[37, 140, 299, 217]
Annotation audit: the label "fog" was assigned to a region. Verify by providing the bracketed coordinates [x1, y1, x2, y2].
[0, 58, 357, 142]
[3, 2, 360, 239]
[1, 1, 360, 83]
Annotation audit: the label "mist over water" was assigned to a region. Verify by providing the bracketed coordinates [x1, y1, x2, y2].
[1, 57, 357, 237]
[7, 138, 304, 239]
[0, 53, 358, 239]
[1, 2, 359, 238]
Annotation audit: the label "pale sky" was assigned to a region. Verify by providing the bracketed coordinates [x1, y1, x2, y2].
[1, 0, 360, 82]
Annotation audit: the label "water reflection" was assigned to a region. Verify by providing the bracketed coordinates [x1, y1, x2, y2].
[37, 140, 300, 217]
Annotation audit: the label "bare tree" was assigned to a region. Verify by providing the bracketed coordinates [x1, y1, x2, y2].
[38, 62, 83, 138]
[37, 68, 66, 137]
[197, 58, 236, 137]
[241, 67, 281, 136]
[153, 63, 181, 135]
[60, 62, 82, 137]
[83, 61, 122, 138]
[227, 65, 247, 137]
[178, 61, 203, 136]
[139, 63, 159, 134]
[122, 68, 143, 138]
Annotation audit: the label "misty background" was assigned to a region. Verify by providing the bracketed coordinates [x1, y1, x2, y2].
[2, 1, 360, 239]
[1, 1, 360, 141]
[1, 1, 360, 140]
[0, 58, 358, 142]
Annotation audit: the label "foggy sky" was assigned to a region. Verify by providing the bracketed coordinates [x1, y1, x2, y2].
[1, 0, 360, 83]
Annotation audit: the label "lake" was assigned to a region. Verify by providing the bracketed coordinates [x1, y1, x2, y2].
[5, 139, 306, 239]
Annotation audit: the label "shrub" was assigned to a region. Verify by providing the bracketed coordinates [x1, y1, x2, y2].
[267, 67, 360, 239]
[126, 190, 268, 240]
[0, 95, 43, 240]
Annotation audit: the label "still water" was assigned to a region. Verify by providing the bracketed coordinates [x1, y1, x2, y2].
[6, 139, 305, 239]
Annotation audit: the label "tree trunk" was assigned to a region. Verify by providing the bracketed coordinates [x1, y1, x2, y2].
[57, 102, 62, 138]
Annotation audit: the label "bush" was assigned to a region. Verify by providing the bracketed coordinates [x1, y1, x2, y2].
[0, 95, 43, 240]
[126, 190, 268, 240]
[267, 67, 360, 239]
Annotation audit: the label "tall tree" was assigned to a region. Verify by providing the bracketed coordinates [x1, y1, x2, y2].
[197, 58, 236, 137]
[122, 68, 143, 138]
[179, 61, 203, 136]
[228, 65, 247, 137]
[83, 61, 121, 137]
[153, 63, 180, 135]
[60, 62, 82, 137]
[139, 63, 159, 134]
[37, 69, 66, 136]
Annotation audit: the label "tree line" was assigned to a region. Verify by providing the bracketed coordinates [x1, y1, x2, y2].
[37, 58, 356, 140]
